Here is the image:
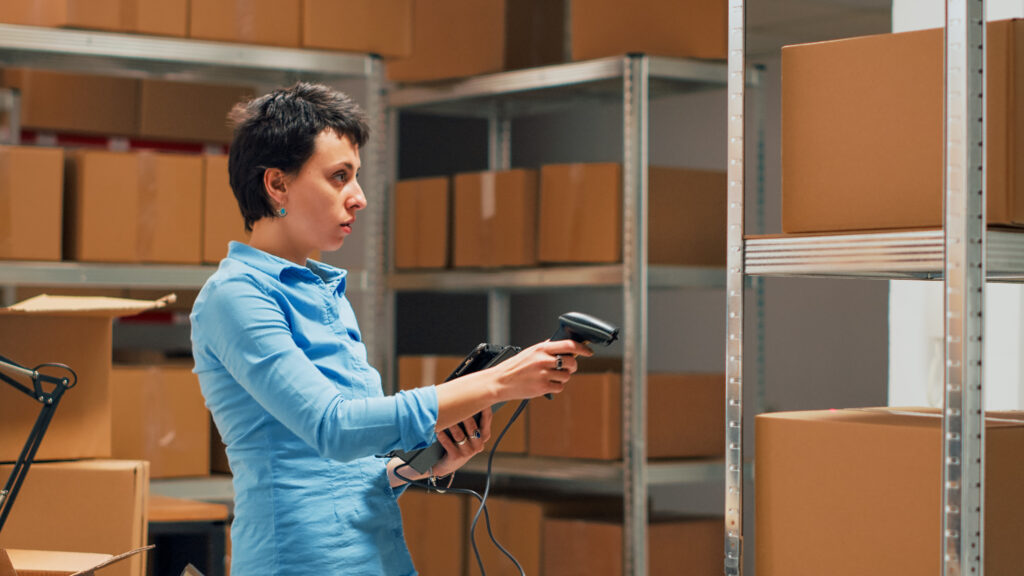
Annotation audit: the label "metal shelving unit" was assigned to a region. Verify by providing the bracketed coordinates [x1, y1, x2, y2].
[726, 1, 1010, 573]
[388, 54, 759, 576]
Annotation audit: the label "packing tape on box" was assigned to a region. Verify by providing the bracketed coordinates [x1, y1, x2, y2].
[137, 153, 158, 261]
[481, 172, 496, 221]
[420, 357, 437, 389]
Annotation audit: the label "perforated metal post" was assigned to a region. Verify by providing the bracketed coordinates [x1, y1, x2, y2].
[622, 54, 650, 576]
[942, 1, 986, 574]
[724, 1, 745, 574]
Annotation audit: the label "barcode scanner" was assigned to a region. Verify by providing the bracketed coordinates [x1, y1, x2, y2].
[545, 311, 619, 398]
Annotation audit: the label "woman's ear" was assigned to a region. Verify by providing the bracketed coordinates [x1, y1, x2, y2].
[263, 167, 288, 206]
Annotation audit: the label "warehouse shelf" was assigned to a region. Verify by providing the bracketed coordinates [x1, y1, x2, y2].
[389, 55, 757, 117]
[744, 229, 1024, 281]
[0, 23, 376, 85]
[389, 264, 724, 292]
[152, 475, 235, 511]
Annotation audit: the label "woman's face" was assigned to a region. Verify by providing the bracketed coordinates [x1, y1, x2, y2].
[284, 130, 365, 252]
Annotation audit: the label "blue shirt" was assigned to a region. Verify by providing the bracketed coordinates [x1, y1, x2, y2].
[190, 242, 439, 576]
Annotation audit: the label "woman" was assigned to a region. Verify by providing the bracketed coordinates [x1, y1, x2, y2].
[190, 82, 590, 575]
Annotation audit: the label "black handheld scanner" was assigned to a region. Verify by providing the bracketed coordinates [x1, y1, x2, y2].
[550, 311, 619, 346]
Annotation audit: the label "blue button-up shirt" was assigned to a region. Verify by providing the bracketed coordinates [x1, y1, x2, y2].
[191, 242, 439, 575]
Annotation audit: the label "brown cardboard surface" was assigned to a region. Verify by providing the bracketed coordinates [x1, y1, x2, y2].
[387, 0, 505, 83]
[1, 546, 151, 576]
[137, 80, 253, 144]
[394, 177, 450, 269]
[124, 0, 186, 37]
[63, 151, 139, 263]
[0, 0, 124, 31]
[137, 152, 202, 264]
[465, 497, 544, 576]
[189, 0, 301, 47]
[0, 146, 63, 261]
[0, 70, 139, 136]
[782, 19, 1024, 233]
[570, 0, 726, 61]
[756, 408, 1024, 575]
[648, 167, 727, 267]
[0, 295, 170, 461]
[0, 460, 150, 576]
[202, 155, 248, 264]
[110, 365, 210, 478]
[528, 372, 724, 460]
[399, 490, 467, 576]
[453, 170, 538, 268]
[148, 497, 228, 523]
[543, 517, 722, 576]
[302, 0, 412, 58]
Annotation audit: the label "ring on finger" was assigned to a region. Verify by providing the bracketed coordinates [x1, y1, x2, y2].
[555, 355, 564, 370]
[455, 437, 469, 446]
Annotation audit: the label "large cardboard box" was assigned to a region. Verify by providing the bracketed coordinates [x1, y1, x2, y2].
[782, 19, 1024, 233]
[398, 355, 527, 454]
[137, 152, 202, 264]
[63, 150, 138, 263]
[756, 408, 1024, 576]
[0, 460, 150, 576]
[543, 516, 722, 576]
[528, 372, 724, 460]
[0, 294, 172, 461]
[0, 70, 139, 137]
[387, 0, 505, 83]
[538, 164, 726, 266]
[399, 489, 468, 576]
[0, 146, 63, 261]
[302, 0, 412, 58]
[394, 177, 451, 269]
[465, 497, 543, 576]
[202, 155, 248, 264]
[137, 80, 253, 144]
[110, 364, 210, 478]
[453, 170, 538, 269]
[0, 547, 149, 576]
[0, 0, 186, 36]
[189, 0, 301, 48]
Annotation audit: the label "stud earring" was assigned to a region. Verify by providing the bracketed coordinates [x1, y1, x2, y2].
[278, 207, 287, 217]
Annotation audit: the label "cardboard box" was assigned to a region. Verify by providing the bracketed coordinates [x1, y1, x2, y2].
[0, 547, 150, 576]
[63, 150, 139, 263]
[137, 152, 202, 264]
[465, 497, 543, 576]
[202, 155, 248, 264]
[0, 294, 172, 461]
[756, 408, 1024, 576]
[399, 489, 468, 576]
[538, 164, 726, 266]
[124, 0, 187, 37]
[0, 70, 139, 137]
[394, 177, 451, 269]
[189, 0, 301, 48]
[302, 0, 412, 58]
[110, 364, 210, 478]
[399, 355, 528, 454]
[0, 1, 186, 36]
[543, 516, 722, 576]
[528, 372, 724, 460]
[782, 19, 1024, 233]
[0, 146, 63, 261]
[387, 0, 505, 83]
[0, 460, 150, 576]
[137, 80, 253, 144]
[453, 170, 538, 269]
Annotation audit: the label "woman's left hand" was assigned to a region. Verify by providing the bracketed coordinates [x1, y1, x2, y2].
[431, 407, 493, 478]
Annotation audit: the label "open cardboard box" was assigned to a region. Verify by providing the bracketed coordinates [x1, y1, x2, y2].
[0, 546, 152, 576]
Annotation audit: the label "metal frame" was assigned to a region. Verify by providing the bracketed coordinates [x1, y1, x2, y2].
[725, 1, 994, 573]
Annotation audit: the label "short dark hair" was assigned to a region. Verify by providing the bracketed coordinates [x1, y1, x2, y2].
[227, 82, 370, 231]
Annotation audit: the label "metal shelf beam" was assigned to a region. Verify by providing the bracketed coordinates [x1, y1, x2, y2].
[388, 265, 725, 293]
[0, 23, 375, 85]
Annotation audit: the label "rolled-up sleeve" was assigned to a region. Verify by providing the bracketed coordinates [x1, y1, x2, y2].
[195, 275, 438, 462]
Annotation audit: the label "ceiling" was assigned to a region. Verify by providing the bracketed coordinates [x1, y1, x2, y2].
[748, 0, 892, 57]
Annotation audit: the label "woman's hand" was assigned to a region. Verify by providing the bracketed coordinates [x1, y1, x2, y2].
[430, 406, 494, 478]
[488, 339, 593, 402]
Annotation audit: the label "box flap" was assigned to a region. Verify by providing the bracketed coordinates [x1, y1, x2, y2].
[0, 546, 151, 576]
[0, 294, 175, 318]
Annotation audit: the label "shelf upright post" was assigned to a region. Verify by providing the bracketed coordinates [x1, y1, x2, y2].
[942, 0, 986, 574]
[724, 0, 746, 574]
[622, 54, 650, 576]
[487, 103, 512, 345]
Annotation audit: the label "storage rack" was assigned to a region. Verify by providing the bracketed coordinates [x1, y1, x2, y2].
[387, 55, 760, 576]
[0, 23, 379, 352]
[725, 0, 1009, 574]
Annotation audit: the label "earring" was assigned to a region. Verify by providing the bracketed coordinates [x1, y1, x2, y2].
[278, 207, 287, 217]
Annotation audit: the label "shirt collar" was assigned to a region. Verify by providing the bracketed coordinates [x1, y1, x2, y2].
[226, 241, 348, 294]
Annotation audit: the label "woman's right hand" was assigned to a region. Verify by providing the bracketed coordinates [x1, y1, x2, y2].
[488, 339, 593, 402]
